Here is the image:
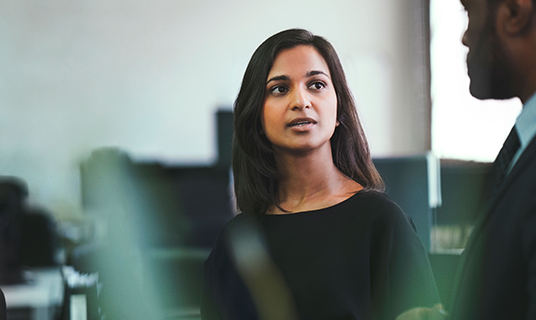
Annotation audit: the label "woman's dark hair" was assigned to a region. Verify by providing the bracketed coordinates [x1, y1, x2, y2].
[233, 28, 384, 216]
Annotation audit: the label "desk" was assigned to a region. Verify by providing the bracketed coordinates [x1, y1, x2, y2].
[1, 268, 63, 320]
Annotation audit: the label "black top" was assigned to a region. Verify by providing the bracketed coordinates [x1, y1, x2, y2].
[202, 191, 439, 320]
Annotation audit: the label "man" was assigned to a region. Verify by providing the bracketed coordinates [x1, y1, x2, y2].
[398, 0, 536, 318]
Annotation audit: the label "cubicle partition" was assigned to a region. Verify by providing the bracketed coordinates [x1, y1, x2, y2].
[373, 154, 441, 252]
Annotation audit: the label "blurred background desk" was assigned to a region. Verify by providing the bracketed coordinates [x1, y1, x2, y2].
[2, 268, 63, 320]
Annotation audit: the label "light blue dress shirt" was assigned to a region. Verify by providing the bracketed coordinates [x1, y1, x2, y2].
[509, 92, 536, 172]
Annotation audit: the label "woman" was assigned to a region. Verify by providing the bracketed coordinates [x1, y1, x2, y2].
[202, 28, 439, 320]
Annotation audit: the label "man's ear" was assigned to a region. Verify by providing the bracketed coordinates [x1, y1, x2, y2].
[497, 0, 534, 35]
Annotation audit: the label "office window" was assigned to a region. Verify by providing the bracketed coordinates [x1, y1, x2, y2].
[430, 0, 522, 162]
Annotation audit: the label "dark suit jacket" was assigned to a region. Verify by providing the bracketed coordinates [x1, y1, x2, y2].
[0, 288, 6, 320]
[449, 135, 536, 319]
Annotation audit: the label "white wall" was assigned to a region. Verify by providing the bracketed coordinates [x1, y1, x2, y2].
[0, 0, 429, 219]
[430, 0, 522, 162]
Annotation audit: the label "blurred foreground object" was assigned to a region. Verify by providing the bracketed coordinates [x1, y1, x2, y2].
[396, 303, 448, 320]
[226, 216, 298, 320]
[76, 146, 234, 318]
[76, 148, 158, 320]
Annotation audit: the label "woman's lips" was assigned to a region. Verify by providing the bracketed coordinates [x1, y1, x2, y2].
[288, 117, 316, 131]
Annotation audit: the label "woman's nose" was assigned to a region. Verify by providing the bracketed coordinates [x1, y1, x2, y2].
[290, 87, 310, 110]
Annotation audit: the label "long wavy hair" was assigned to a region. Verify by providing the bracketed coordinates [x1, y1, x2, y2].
[232, 28, 384, 216]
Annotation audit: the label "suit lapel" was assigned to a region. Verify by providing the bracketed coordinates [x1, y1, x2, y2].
[473, 135, 536, 234]
[450, 136, 536, 311]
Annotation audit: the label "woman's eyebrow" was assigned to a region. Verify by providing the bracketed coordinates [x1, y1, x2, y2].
[266, 75, 289, 85]
[306, 70, 329, 78]
[267, 70, 329, 85]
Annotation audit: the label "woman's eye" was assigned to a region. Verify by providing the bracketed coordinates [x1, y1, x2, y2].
[309, 82, 325, 90]
[270, 86, 288, 95]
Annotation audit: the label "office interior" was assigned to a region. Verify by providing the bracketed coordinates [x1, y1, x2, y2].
[0, 0, 522, 319]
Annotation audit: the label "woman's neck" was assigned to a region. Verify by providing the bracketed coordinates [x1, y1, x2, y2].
[269, 145, 363, 214]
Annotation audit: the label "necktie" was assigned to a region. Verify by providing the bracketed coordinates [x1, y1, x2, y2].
[490, 127, 520, 196]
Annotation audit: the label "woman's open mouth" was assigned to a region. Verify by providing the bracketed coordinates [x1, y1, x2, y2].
[288, 117, 317, 131]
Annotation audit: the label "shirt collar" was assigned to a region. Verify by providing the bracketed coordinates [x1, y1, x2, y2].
[515, 92, 536, 149]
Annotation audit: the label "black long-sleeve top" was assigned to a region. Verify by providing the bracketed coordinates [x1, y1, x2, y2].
[202, 191, 439, 320]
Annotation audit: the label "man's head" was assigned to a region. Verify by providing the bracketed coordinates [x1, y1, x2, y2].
[461, 0, 536, 102]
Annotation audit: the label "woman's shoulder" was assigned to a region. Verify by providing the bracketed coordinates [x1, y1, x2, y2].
[207, 213, 259, 257]
[349, 190, 404, 215]
[204, 212, 269, 288]
[220, 212, 259, 235]
[347, 190, 415, 229]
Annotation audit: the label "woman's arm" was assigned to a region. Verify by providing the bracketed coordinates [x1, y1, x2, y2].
[200, 250, 223, 320]
[389, 212, 441, 316]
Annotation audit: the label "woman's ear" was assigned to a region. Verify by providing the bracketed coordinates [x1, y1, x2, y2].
[336, 120, 340, 127]
[497, 0, 534, 35]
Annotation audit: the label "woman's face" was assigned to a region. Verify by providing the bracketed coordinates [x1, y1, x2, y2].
[261, 45, 338, 155]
